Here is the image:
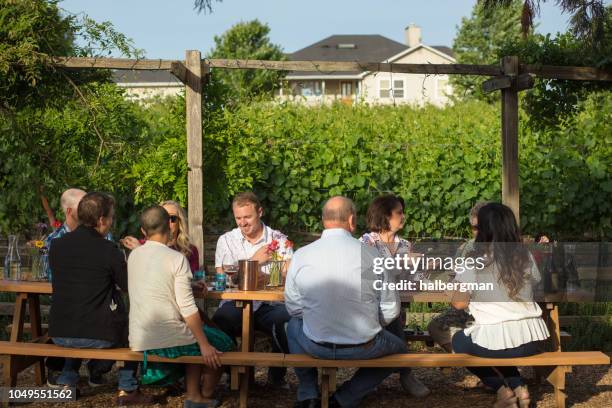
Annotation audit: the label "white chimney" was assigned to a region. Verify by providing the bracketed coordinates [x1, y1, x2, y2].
[405, 24, 421, 48]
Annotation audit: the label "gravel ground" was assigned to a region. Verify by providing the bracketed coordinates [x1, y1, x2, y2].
[2, 362, 611, 408]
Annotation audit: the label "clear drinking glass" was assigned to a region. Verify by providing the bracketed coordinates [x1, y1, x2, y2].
[222, 253, 239, 288]
[4, 235, 22, 281]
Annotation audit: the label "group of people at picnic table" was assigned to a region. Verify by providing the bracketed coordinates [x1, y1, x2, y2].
[40, 188, 551, 408]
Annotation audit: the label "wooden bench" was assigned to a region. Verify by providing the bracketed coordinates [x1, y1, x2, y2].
[0, 341, 283, 408]
[285, 351, 609, 408]
[0, 341, 607, 408]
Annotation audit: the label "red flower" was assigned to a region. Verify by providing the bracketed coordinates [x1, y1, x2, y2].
[267, 239, 280, 252]
[52, 220, 62, 229]
[285, 240, 294, 249]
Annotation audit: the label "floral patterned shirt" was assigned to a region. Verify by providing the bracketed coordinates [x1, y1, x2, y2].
[360, 232, 412, 326]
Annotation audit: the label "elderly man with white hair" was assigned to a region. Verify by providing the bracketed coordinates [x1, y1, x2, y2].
[285, 196, 409, 408]
[42, 188, 87, 281]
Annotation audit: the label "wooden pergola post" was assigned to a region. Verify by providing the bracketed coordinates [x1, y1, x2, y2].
[500, 56, 520, 223]
[185, 50, 204, 268]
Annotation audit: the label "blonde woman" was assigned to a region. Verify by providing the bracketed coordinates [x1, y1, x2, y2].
[122, 201, 199, 272]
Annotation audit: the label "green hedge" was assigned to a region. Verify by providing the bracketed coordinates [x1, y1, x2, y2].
[192, 94, 610, 239]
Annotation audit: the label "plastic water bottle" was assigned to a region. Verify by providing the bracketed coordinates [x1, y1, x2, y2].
[4, 235, 21, 281]
[193, 269, 205, 281]
[214, 272, 226, 291]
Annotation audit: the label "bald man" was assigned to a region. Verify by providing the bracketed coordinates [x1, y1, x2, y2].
[285, 196, 409, 408]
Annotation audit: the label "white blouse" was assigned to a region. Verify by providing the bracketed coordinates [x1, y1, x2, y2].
[456, 252, 550, 350]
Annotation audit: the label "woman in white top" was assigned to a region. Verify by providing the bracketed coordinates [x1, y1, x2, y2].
[451, 203, 550, 408]
[360, 194, 430, 398]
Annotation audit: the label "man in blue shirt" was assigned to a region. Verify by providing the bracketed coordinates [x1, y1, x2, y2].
[285, 196, 409, 408]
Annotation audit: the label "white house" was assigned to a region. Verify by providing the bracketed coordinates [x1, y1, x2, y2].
[280, 25, 455, 106]
[112, 70, 183, 101]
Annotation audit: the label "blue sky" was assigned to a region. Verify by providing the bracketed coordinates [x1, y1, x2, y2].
[59, 0, 600, 59]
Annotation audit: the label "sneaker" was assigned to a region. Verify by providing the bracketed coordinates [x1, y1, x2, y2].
[400, 371, 431, 398]
[46, 371, 62, 388]
[88, 373, 110, 388]
[115, 389, 156, 406]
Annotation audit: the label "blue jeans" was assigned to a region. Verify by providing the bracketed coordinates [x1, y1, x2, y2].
[384, 317, 411, 377]
[52, 337, 138, 391]
[287, 317, 407, 407]
[451, 330, 544, 391]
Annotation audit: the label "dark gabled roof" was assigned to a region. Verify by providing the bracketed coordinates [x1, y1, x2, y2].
[288, 35, 453, 77]
[291, 35, 408, 62]
[289, 35, 407, 76]
[431, 46, 454, 58]
[111, 70, 182, 85]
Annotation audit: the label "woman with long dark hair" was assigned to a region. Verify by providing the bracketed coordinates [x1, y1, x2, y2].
[451, 203, 550, 408]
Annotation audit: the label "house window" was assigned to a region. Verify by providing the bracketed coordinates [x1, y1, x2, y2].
[296, 81, 322, 96]
[379, 80, 390, 98]
[341, 81, 353, 97]
[393, 80, 404, 98]
[379, 79, 404, 98]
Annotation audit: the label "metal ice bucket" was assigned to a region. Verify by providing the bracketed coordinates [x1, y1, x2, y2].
[238, 259, 260, 291]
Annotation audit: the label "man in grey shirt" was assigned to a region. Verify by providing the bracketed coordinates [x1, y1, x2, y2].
[285, 196, 408, 408]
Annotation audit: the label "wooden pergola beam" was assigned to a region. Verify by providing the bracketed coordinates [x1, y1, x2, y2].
[52, 57, 175, 70]
[204, 59, 503, 76]
[51, 56, 612, 81]
[523, 64, 612, 81]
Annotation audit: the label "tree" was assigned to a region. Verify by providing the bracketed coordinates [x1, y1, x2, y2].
[498, 5, 612, 129]
[0, 0, 145, 234]
[482, 0, 606, 46]
[451, 0, 525, 101]
[0, 0, 142, 111]
[207, 20, 286, 101]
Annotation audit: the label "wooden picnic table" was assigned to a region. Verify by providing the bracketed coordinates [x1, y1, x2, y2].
[0, 279, 567, 394]
[0, 280, 49, 387]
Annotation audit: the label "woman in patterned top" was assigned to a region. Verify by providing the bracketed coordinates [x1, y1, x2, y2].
[360, 194, 430, 398]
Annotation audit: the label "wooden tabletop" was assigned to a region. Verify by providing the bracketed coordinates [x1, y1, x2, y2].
[200, 288, 286, 302]
[0, 280, 52, 294]
[0, 280, 449, 302]
[1, 279, 590, 303]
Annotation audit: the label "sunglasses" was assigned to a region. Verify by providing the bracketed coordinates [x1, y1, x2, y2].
[169, 215, 179, 223]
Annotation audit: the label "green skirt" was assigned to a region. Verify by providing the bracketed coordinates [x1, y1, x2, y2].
[141, 325, 234, 386]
